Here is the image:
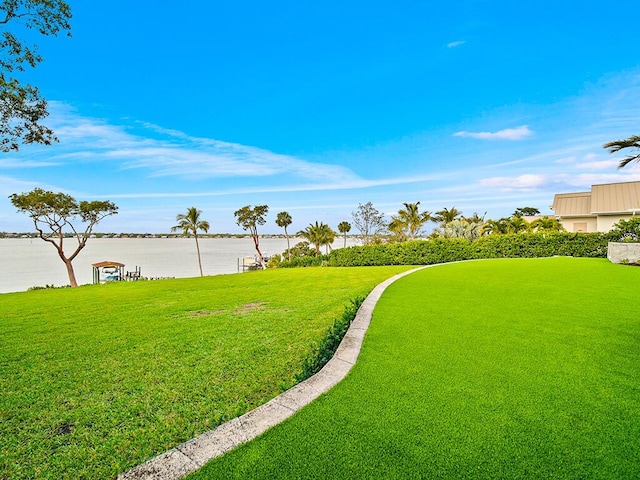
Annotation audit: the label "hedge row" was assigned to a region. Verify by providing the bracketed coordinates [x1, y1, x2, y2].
[325, 232, 610, 267]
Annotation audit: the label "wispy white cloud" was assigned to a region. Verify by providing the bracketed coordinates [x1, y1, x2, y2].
[479, 174, 548, 190]
[454, 125, 533, 141]
[14, 103, 361, 184]
[447, 40, 466, 48]
[102, 172, 451, 199]
[578, 159, 620, 170]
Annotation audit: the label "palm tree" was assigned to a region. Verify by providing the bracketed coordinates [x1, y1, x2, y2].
[505, 216, 530, 234]
[463, 211, 487, 223]
[482, 218, 509, 235]
[391, 202, 432, 239]
[275, 211, 293, 260]
[388, 217, 408, 242]
[171, 207, 210, 276]
[434, 206, 462, 227]
[298, 221, 336, 256]
[604, 135, 640, 168]
[337, 221, 351, 248]
[320, 223, 337, 254]
[530, 216, 564, 232]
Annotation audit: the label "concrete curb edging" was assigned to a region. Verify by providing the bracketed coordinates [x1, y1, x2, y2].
[118, 267, 425, 480]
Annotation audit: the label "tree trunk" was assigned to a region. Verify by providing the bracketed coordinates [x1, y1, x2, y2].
[64, 258, 78, 287]
[194, 234, 204, 276]
[252, 234, 266, 269]
[284, 227, 290, 260]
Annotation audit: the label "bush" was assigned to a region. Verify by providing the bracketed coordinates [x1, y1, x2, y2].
[295, 296, 365, 382]
[327, 232, 609, 267]
[609, 217, 640, 242]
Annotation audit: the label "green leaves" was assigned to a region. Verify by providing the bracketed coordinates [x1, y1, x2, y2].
[604, 134, 640, 168]
[0, 0, 71, 151]
[9, 188, 118, 286]
[234, 205, 269, 231]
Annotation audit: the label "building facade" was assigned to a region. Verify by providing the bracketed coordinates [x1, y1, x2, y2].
[551, 181, 640, 232]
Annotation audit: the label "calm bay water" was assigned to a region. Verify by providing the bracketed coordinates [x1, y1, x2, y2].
[0, 237, 356, 294]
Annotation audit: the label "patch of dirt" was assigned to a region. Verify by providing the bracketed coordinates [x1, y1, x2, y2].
[55, 422, 74, 436]
[188, 310, 226, 317]
[234, 302, 266, 314]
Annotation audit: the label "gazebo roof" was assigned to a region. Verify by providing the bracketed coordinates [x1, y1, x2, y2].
[91, 261, 125, 268]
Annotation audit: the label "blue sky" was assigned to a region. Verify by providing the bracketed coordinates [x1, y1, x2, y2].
[2, 0, 640, 234]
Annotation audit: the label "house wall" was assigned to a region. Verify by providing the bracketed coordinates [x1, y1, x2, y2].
[558, 217, 597, 233]
[596, 214, 634, 232]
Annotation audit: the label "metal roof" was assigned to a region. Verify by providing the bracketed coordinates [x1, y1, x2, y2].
[552, 181, 640, 216]
[591, 181, 640, 214]
[551, 192, 592, 217]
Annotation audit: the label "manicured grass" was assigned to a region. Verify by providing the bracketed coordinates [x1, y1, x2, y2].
[0, 266, 412, 479]
[190, 258, 640, 479]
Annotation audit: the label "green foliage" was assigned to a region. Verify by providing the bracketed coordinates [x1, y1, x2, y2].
[9, 188, 118, 286]
[604, 134, 640, 168]
[171, 207, 210, 276]
[327, 232, 609, 267]
[434, 205, 462, 226]
[352, 202, 386, 245]
[234, 205, 269, 266]
[513, 206, 540, 216]
[294, 296, 365, 382]
[389, 201, 432, 239]
[609, 217, 640, 242]
[297, 221, 336, 255]
[0, 0, 72, 151]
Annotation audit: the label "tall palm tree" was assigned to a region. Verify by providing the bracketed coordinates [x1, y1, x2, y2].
[392, 202, 432, 239]
[337, 221, 351, 248]
[171, 207, 210, 276]
[604, 135, 640, 168]
[434, 206, 462, 227]
[275, 211, 293, 260]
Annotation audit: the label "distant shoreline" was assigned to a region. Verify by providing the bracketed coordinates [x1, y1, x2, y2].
[0, 232, 357, 239]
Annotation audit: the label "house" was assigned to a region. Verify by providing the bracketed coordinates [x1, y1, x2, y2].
[551, 180, 640, 232]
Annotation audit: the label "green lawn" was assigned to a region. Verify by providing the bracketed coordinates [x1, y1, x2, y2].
[190, 258, 640, 479]
[0, 266, 411, 480]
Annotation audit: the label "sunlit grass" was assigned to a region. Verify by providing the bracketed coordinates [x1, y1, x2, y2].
[0, 266, 412, 479]
[190, 258, 640, 479]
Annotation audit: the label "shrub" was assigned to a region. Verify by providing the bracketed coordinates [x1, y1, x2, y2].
[609, 217, 640, 242]
[327, 232, 609, 267]
[295, 296, 365, 382]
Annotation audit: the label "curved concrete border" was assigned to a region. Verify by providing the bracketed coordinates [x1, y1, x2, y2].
[118, 267, 425, 480]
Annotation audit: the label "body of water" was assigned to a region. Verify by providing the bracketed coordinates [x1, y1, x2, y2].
[0, 237, 357, 294]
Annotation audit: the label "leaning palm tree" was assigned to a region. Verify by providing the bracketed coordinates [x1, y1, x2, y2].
[171, 207, 210, 276]
[275, 211, 293, 260]
[604, 135, 640, 168]
[337, 221, 351, 248]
